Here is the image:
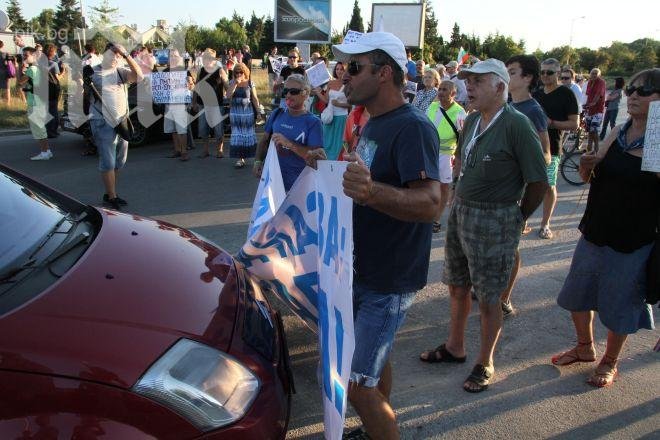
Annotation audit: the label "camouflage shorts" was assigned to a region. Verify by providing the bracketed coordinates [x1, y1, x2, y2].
[442, 197, 524, 304]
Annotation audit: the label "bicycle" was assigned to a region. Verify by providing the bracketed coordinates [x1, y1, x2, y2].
[560, 151, 586, 186]
[562, 112, 587, 154]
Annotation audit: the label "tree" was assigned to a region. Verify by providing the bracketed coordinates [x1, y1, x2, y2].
[30, 8, 56, 44]
[259, 15, 275, 55]
[6, 0, 29, 32]
[215, 17, 248, 49]
[633, 45, 657, 72]
[347, 0, 364, 33]
[449, 22, 462, 49]
[88, 0, 120, 28]
[422, 3, 442, 63]
[54, 0, 84, 40]
[481, 33, 524, 62]
[231, 11, 245, 29]
[245, 12, 265, 54]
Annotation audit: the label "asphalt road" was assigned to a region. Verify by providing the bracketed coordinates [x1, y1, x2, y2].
[1, 130, 658, 439]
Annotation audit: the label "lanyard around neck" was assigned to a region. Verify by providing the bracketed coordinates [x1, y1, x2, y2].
[461, 106, 505, 175]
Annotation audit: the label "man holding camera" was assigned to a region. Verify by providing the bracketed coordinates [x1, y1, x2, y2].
[84, 43, 143, 210]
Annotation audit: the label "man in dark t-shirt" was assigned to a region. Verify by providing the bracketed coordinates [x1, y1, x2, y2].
[534, 58, 578, 240]
[311, 32, 441, 439]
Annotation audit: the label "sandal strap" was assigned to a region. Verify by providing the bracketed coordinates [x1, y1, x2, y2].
[577, 340, 593, 346]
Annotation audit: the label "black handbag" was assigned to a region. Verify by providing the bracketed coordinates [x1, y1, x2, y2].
[115, 114, 135, 142]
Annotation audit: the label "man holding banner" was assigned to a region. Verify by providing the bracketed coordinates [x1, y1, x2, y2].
[317, 32, 442, 440]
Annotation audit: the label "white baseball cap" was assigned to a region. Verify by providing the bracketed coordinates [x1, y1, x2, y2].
[332, 32, 407, 73]
[457, 58, 510, 84]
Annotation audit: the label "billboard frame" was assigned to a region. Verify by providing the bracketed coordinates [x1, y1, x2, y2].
[371, 3, 426, 48]
[274, 0, 332, 44]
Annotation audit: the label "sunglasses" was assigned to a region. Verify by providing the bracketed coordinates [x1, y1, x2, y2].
[346, 60, 380, 76]
[234, 71, 244, 75]
[287, 55, 298, 59]
[560, 76, 571, 80]
[625, 85, 660, 97]
[283, 88, 303, 96]
[540, 70, 556, 76]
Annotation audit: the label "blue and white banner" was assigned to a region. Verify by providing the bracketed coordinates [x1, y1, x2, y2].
[247, 141, 286, 240]
[238, 161, 354, 440]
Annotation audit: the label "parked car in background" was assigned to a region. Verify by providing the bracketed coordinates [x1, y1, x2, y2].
[0, 164, 293, 439]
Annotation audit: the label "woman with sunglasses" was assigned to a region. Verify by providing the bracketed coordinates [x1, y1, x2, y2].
[227, 63, 261, 168]
[552, 68, 659, 388]
[253, 74, 323, 191]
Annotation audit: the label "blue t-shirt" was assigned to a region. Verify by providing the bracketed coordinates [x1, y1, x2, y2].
[512, 98, 548, 132]
[353, 104, 440, 293]
[406, 60, 416, 78]
[265, 108, 323, 191]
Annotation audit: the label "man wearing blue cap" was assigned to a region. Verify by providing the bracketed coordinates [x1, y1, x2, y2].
[327, 32, 442, 439]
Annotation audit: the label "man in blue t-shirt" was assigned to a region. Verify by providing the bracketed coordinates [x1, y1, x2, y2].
[308, 32, 442, 440]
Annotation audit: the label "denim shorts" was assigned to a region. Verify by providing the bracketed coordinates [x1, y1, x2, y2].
[350, 286, 416, 388]
[198, 105, 225, 140]
[90, 117, 128, 172]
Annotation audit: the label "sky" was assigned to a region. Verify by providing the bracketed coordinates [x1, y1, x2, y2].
[13, 0, 660, 53]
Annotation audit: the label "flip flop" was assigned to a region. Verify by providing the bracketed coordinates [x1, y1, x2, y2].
[463, 364, 493, 393]
[551, 342, 596, 366]
[419, 343, 466, 363]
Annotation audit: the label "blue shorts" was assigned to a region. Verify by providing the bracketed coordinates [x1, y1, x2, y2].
[198, 105, 225, 141]
[350, 286, 416, 388]
[90, 117, 128, 172]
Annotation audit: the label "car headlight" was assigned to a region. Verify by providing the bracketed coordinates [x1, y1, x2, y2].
[133, 339, 260, 431]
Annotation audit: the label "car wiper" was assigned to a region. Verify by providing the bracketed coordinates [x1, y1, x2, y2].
[0, 259, 37, 284]
[44, 231, 91, 270]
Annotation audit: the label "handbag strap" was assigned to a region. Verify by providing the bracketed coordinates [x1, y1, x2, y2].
[438, 105, 460, 140]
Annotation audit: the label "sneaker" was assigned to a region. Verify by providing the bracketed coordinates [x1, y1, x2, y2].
[103, 194, 127, 206]
[104, 197, 122, 210]
[234, 159, 245, 168]
[501, 301, 515, 318]
[30, 150, 53, 161]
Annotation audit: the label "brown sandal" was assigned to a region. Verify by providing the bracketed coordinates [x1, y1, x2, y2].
[587, 355, 618, 388]
[551, 341, 596, 366]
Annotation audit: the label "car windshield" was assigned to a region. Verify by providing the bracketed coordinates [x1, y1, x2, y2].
[0, 172, 66, 274]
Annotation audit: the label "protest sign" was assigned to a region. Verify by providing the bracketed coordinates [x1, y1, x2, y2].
[151, 71, 191, 104]
[238, 162, 354, 440]
[342, 30, 363, 44]
[641, 101, 660, 173]
[306, 62, 332, 88]
[269, 56, 286, 76]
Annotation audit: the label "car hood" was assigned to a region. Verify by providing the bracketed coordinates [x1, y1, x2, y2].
[0, 209, 239, 389]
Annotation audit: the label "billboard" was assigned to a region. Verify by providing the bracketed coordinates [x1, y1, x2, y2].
[371, 3, 425, 48]
[274, 0, 331, 43]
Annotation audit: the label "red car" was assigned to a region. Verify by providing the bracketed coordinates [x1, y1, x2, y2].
[0, 164, 293, 439]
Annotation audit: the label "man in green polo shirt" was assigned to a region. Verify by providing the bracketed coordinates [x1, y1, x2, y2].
[419, 59, 548, 393]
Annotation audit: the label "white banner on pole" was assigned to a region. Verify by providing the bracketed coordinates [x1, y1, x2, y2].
[238, 162, 354, 440]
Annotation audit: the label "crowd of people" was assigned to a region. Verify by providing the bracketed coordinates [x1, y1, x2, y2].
[5, 32, 658, 440]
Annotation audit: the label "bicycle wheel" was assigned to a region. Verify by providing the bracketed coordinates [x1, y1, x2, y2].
[560, 151, 585, 186]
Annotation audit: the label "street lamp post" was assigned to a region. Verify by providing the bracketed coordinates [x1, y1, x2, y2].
[569, 16, 586, 47]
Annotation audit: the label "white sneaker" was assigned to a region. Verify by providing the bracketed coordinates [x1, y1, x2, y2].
[30, 150, 53, 161]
